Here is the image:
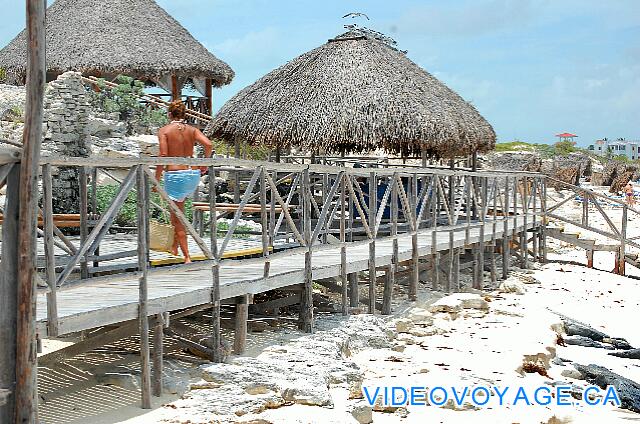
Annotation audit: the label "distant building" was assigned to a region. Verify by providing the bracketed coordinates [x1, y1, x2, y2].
[588, 138, 640, 160]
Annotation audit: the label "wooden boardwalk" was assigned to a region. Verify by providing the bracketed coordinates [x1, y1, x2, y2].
[36, 215, 539, 336]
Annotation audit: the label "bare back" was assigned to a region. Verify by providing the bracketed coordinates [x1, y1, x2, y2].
[158, 122, 212, 171]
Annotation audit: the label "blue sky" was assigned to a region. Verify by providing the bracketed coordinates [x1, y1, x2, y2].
[1, 0, 638, 146]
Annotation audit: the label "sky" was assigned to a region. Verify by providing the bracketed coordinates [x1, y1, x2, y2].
[0, 0, 639, 146]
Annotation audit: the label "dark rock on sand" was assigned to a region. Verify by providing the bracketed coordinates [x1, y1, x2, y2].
[564, 335, 614, 350]
[608, 348, 640, 360]
[563, 321, 608, 342]
[573, 363, 640, 413]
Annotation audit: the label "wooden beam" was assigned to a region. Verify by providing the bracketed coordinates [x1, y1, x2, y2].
[205, 78, 213, 116]
[0, 164, 20, 422]
[15, 0, 46, 420]
[234, 296, 249, 354]
[171, 75, 180, 101]
[137, 167, 152, 409]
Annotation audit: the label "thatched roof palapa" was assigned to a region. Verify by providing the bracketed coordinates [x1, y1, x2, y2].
[0, 0, 234, 87]
[207, 28, 496, 158]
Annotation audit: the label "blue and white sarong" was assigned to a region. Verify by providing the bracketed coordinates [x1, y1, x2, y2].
[164, 169, 201, 202]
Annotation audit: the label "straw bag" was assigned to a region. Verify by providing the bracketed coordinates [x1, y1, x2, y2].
[149, 207, 174, 252]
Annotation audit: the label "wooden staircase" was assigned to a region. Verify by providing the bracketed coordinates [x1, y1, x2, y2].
[546, 225, 631, 273]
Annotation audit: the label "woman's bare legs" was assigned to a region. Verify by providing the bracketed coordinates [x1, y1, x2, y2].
[169, 200, 191, 263]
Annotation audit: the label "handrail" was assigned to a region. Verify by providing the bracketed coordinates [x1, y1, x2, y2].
[81, 75, 212, 123]
[39, 155, 544, 178]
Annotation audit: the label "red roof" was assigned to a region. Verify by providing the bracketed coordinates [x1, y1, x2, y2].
[556, 132, 578, 138]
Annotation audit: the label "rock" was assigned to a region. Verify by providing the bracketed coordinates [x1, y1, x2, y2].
[499, 279, 527, 295]
[188, 315, 389, 419]
[564, 335, 614, 350]
[603, 337, 634, 351]
[428, 293, 489, 313]
[407, 308, 434, 325]
[350, 402, 373, 424]
[96, 373, 139, 390]
[409, 326, 439, 337]
[608, 348, 640, 359]
[573, 363, 640, 413]
[394, 318, 415, 333]
[563, 320, 608, 342]
[560, 369, 584, 380]
[85, 116, 126, 137]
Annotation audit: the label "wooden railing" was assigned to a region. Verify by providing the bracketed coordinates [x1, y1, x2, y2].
[545, 177, 640, 274]
[0, 154, 545, 336]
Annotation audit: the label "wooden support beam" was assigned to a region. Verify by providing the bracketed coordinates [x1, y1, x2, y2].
[153, 313, 163, 397]
[299, 169, 314, 332]
[410, 174, 419, 300]
[382, 265, 394, 315]
[205, 78, 213, 116]
[234, 296, 249, 354]
[0, 164, 19, 422]
[39, 320, 139, 367]
[368, 171, 377, 314]
[340, 174, 348, 315]
[15, 0, 46, 420]
[79, 166, 89, 279]
[208, 167, 222, 363]
[43, 164, 59, 337]
[137, 167, 152, 409]
[171, 75, 180, 101]
[251, 294, 301, 314]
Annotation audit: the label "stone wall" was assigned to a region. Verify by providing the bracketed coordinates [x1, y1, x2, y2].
[42, 72, 92, 213]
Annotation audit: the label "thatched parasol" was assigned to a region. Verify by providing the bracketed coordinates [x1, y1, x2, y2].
[0, 0, 234, 87]
[207, 28, 495, 158]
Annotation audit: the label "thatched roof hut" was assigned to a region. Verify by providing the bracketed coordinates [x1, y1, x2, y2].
[207, 28, 495, 158]
[0, 0, 234, 89]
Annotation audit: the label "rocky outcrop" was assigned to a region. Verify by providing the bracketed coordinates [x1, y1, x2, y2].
[485, 152, 542, 172]
[0, 84, 25, 121]
[168, 315, 392, 421]
[485, 151, 595, 188]
[573, 363, 640, 413]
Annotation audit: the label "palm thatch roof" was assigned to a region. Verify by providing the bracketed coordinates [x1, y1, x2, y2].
[207, 28, 495, 158]
[0, 0, 234, 87]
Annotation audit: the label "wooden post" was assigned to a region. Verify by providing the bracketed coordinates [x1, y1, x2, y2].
[431, 176, 440, 290]
[340, 174, 348, 315]
[91, 167, 99, 271]
[43, 164, 59, 336]
[15, 0, 46, 420]
[209, 167, 222, 362]
[137, 167, 152, 409]
[299, 168, 314, 332]
[410, 174, 419, 300]
[390, 174, 399, 302]
[502, 176, 511, 279]
[234, 296, 249, 354]
[233, 139, 241, 203]
[260, 167, 270, 280]
[79, 166, 89, 279]
[171, 75, 180, 101]
[205, 78, 213, 116]
[531, 179, 539, 262]
[0, 164, 19, 422]
[620, 205, 627, 275]
[368, 171, 377, 314]
[382, 265, 393, 315]
[152, 313, 163, 397]
[490, 177, 498, 283]
[541, 177, 548, 263]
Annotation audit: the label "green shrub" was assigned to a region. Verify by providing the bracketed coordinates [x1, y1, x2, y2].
[92, 184, 192, 227]
[92, 75, 168, 131]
